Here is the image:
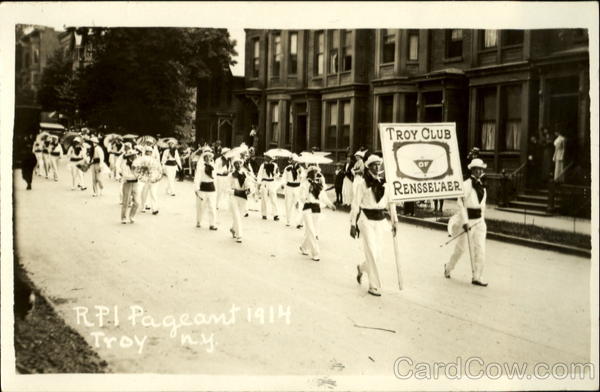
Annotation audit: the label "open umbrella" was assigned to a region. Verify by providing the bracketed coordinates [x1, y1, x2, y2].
[137, 135, 157, 146]
[311, 151, 332, 157]
[224, 144, 249, 159]
[123, 134, 139, 141]
[298, 152, 333, 165]
[103, 133, 123, 149]
[264, 148, 293, 158]
[36, 131, 52, 143]
[157, 137, 178, 148]
[61, 131, 80, 150]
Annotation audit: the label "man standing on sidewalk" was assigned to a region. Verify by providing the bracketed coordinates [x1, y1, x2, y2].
[120, 150, 140, 224]
[445, 158, 488, 287]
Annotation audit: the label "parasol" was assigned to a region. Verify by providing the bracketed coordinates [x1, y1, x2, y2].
[61, 131, 81, 150]
[224, 144, 249, 159]
[137, 135, 157, 146]
[157, 137, 178, 148]
[103, 133, 123, 149]
[298, 152, 333, 165]
[123, 134, 139, 140]
[311, 151, 332, 157]
[264, 148, 293, 158]
[134, 156, 163, 183]
[36, 131, 52, 143]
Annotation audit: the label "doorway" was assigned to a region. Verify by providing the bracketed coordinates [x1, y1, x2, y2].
[295, 113, 308, 153]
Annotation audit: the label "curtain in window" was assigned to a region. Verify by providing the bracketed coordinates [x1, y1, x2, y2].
[505, 121, 521, 151]
[481, 121, 496, 150]
[484, 30, 497, 48]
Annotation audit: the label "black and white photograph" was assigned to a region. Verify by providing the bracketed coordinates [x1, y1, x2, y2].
[1, 2, 598, 391]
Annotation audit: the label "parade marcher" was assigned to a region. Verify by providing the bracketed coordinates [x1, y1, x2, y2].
[140, 146, 163, 215]
[298, 166, 336, 262]
[194, 148, 218, 230]
[350, 154, 394, 297]
[32, 138, 44, 177]
[444, 158, 488, 287]
[342, 155, 355, 206]
[120, 149, 140, 224]
[228, 156, 254, 243]
[116, 142, 134, 204]
[162, 141, 181, 196]
[48, 136, 63, 181]
[215, 147, 232, 210]
[41, 138, 52, 179]
[66, 138, 88, 191]
[257, 153, 280, 221]
[89, 136, 106, 197]
[283, 154, 304, 228]
[109, 139, 124, 180]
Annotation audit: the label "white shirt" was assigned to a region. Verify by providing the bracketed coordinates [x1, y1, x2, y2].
[349, 174, 390, 223]
[194, 159, 215, 189]
[67, 146, 87, 161]
[300, 179, 334, 209]
[257, 161, 279, 182]
[215, 157, 231, 176]
[229, 169, 252, 192]
[283, 164, 304, 184]
[457, 177, 487, 221]
[161, 149, 181, 167]
[120, 159, 137, 181]
[92, 145, 105, 163]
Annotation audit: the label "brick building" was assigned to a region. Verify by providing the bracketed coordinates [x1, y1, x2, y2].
[238, 28, 590, 202]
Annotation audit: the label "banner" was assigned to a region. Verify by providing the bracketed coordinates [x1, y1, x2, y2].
[379, 123, 464, 202]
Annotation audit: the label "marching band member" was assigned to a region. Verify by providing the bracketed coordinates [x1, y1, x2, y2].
[193, 148, 218, 230]
[298, 166, 336, 261]
[350, 154, 394, 297]
[66, 138, 88, 190]
[444, 158, 488, 287]
[89, 136, 105, 197]
[215, 147, 232, 210]
[161, 141, 181, 196]
[47, 136, 63, 181]
[228, 156, 253, 243]
[257, 153, 280, 221]
[116, 142, 134, 205]
[109, 139, 124, 180]
[32, 138, 44, 177]
[140, 146, 162, 215]
[120, 149, 140, 224]
[283, 154, 304, 228]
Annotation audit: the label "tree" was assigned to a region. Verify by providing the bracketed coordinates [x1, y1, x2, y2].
[38, 48, 79, 119]
[77, 28, 237, 136]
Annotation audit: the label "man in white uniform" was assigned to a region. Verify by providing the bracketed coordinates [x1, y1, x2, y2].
[162, 141, 181, 196]
[90, 136, 105, 197]
[228, 157, 253, 243]
[215, 147, 231, 210]
[66, 138, 87, 190]
[120, 150, 140, 224]
[140, 146, 162, 215]
[350, 154, 394, 297]
[444, 158, 488, 287]
[283, 154, 304, 228]
[194, 149, 218, 230]
[257, 153, 280, 221]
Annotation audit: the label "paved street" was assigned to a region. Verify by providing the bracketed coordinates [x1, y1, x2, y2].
[13, 163, 591, 376]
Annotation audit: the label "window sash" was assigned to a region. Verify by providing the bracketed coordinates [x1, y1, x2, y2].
[481, 121, 496, 150]
[329, 50, 339, 74]
[408, 33, 419, 61]
[505, 120, 521, 151]
[382, 30, 396, 63]
[289, 33, 298, 55]
[483, 30, 497, 48]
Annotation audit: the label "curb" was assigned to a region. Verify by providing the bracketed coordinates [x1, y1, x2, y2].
[397, 215, 591, 258]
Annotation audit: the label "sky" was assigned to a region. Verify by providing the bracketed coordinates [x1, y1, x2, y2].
[33, 25, 246, 76]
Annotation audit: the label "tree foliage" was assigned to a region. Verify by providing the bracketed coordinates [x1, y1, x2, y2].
[38, 48, 78, 117]
[77, 28, 237, 135]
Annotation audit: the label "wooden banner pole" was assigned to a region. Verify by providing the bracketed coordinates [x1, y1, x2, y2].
[388, 202, 403, 290]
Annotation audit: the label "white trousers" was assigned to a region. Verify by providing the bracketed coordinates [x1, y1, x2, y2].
[196, 191, 217, 227]
[91, 163, 104, 195]
[69, 163, 85, 188]
[284, 186, 302, 226]
[357, 214, 385, 290]
[49, 156, 60, 180]
[230, 195, 247, 239]
[42, 154, 51, 177]
[260, 181, 279, 217]
[165, 165, 177, 195]
[446, 218, 486, 281]
[141, 181, 159, 211]
[342, 177, 353, 206]
[34, 152, 44, 175]
[216, 175, 230, 209]
[301, 211, 320, 258]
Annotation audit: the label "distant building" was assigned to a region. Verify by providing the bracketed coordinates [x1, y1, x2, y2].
[239, 28, 590, 200]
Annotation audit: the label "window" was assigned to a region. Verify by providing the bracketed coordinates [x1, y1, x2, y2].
[289, 32, 298, 75]
[33, 48, 40, 64]
[315, 31, 324, 76]
[327, 102, 338, 148]
[382, 29, 396, 63]
[405, 93, 418, 122]
[286, 105, 293, 145]
[480, 89, 497, 151]
[423, 91, 443, 122]
[329, 30, 339, 74]
[342, 30, 353, 71]
[408, 30, 419, 61]
[341, 101, 351, 148]
[272, 33, 282, 78]
[504, 86, 521, 151]
[252, 38, 260, 78]
[445, 29, 463, 58]
[379, 95, 394, 123]
[270, 102, 279, 143]
[503, 30, 524, 46]
[482, 30, 497, 49]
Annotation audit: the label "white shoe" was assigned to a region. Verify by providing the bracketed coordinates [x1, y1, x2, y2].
[236, 238, 243, 243]
[299, 246, 308, 256]
[129, 218, 135, 224]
